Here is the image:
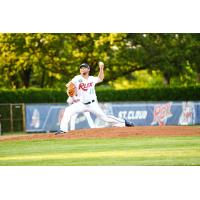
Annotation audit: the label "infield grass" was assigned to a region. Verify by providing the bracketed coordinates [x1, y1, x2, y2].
[0, 136, 200, 166]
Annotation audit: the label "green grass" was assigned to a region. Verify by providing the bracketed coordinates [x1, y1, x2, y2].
[0, 136, 200, 166]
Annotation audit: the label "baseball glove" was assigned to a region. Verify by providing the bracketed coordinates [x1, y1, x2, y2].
[67, 82, 76, 97]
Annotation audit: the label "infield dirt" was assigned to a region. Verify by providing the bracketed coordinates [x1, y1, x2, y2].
[0, 126, 199, 142]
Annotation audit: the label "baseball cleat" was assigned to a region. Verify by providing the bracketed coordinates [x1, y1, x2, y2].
[55, 130, 65, 135]
[124, 119, 135, 127]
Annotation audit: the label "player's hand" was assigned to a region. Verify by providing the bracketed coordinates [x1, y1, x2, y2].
[67, 82, 76, 97]
[99, 61, 104, 70]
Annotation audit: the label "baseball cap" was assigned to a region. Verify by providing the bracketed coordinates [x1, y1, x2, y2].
[79, 63, 90, 69]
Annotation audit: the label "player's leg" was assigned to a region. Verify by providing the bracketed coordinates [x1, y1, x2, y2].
[88, 102, 127, 127]
[88, 102, 134, 127]
[83, 112, 95, 128]
[59, 102, 86, 133]
[70, 113, 78, 130]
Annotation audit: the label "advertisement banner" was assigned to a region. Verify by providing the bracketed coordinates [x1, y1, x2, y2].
[26, 104, 66, 132]
[25, 101, 200, 132]
[111, 101, 198, 126]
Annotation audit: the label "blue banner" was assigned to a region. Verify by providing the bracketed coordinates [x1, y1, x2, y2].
[25, 101, 200, 132]
[111, 101, 198, 126]
[26, 104, 66, 132]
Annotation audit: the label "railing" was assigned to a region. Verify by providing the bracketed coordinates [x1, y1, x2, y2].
[0, 103, 25, 135]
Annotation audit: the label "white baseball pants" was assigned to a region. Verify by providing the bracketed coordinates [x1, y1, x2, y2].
[60, 101, 125, 132]
[70, 112, 95, 130]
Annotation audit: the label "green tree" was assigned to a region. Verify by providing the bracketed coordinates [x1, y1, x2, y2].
[122, 33, 194, 85]
[187, 34, 200, 83]
[0, 33, 199, 89]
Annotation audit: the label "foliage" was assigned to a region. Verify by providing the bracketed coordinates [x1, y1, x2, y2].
[0, 88, 65, 103]
[0, 33, 200, 89]
[113, 70, 164, 89]
[0, 86, 200, 103]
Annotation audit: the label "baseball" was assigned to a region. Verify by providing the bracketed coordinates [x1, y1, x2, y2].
[99, 61, 104, 66]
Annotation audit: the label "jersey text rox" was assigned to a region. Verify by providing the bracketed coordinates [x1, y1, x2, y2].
[79, 82, 93, 91]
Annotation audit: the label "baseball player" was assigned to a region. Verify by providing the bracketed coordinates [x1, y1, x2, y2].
[67, 96, 95, 130]
[56, 62, 134, 134]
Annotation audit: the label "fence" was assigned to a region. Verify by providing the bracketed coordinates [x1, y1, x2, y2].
[0, 101, 199, 134]
[25, 101, 200, 133]
[0, 104, 25, 134]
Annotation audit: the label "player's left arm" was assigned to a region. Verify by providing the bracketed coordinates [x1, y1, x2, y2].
[98, 61, 104, 81]
[66, 77, 77, 97]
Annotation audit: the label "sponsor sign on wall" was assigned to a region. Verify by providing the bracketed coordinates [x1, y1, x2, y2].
[25, 101, 200, 132]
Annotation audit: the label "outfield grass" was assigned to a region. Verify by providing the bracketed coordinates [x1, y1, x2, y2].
[0, 136, 200, 166]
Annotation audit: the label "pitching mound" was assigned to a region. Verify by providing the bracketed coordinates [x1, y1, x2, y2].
[0, 126, 200, 142]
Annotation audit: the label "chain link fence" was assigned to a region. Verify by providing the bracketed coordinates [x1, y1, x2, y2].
[0, 104, 25, 135]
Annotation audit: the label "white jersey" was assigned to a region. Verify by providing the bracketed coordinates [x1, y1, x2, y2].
[71, 75, 102, 103]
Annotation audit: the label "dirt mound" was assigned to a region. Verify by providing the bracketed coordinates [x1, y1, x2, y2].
[0, 126, 200, 142]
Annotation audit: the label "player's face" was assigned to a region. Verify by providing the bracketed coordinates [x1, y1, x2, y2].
[80, 67, 90, 76]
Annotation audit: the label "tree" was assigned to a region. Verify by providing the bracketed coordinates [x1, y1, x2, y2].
[123, 33, 193, 85]
[0, 33, 199, 89]
[187, 34, 200, 83]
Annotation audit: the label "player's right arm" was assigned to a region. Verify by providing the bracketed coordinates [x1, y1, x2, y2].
[98, 62, 104, 81]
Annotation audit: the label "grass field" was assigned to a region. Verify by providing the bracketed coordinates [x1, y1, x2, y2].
[0, 135, 200, 166]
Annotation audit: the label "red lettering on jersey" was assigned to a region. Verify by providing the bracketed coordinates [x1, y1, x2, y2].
[79, 82, 93, 91]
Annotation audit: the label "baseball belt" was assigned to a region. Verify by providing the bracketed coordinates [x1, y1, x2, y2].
[83, 100, 95, 105]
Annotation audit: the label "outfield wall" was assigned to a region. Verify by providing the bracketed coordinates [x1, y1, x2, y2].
[25, 101, 200, 132]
